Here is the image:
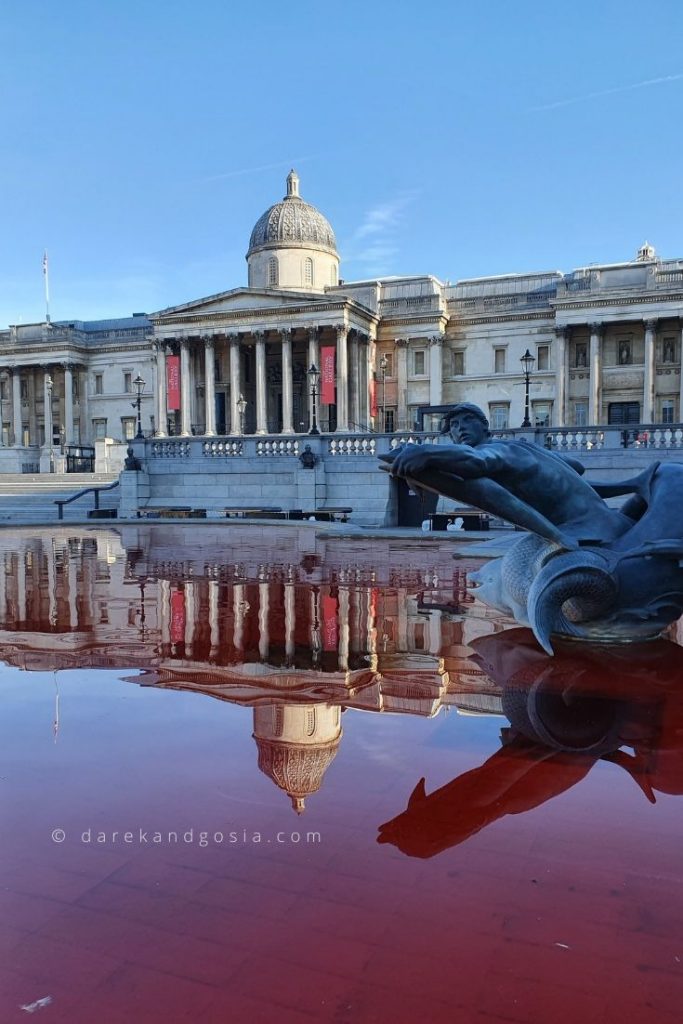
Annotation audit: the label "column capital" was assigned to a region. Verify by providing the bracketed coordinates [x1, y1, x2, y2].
[428, 334, 445, 347]
[644, 318, 659, 332]
[202, 334, 215, 349]
[226, 331, 240, 345]
[252, 330, 266, 343]
[334, 323, 348, 338]
[307, 325, 319, 341]
[279, 327, 293, 342]
[589, 322, 604, 337]
[395, 337, 409, 347]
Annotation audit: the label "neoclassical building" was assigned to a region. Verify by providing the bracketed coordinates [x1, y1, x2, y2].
[1, 171, 682, 471]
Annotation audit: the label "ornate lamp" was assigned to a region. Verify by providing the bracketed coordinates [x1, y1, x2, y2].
[307, 363, 320, 435]
[520, 349, 535, 428]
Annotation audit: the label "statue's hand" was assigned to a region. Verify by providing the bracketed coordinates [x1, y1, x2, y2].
[378, 443, 432, 479]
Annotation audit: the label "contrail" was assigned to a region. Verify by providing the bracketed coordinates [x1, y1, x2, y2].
[200, 156, 316, 184]
[531, 72, 683, 111]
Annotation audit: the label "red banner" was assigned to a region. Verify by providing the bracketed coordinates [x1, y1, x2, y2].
[322, 594, 338, 651]
[170, 589, 186, 643]
[320, 345, 336, 405]
[167, 355, 180, 412]
[370, 377, 378, 418]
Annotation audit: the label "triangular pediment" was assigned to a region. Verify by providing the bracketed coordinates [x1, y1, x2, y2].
[151, 286, 334, 321]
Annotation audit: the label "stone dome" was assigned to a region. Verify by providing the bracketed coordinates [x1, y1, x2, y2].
[247, 170, 337, 257]
[255, 736, 341, 814]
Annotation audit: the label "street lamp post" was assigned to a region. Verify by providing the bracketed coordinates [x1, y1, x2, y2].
[45, 375, 54, 472]
[379, 354, 388, 432]
[132, 375, 146, 439]
[307, 363, 320, 435]
[237, 393, 247, 435]
[520, 349, 535, 428]
[0, 375, 4, 447]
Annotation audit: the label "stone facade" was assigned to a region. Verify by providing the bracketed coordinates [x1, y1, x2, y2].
[0, 173, 681, 475]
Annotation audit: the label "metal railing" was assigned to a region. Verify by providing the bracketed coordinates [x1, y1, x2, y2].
[54, 479, 120, 520]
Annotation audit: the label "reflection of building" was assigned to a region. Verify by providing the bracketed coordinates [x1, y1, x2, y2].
[2, 175, 682, 473]
[0, 527, 510, 809]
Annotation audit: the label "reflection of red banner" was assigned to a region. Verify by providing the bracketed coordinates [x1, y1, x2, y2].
[167, 356, 180, 412]
[322, 594, 338, 651]
[170, 589, 186, 643]
[320, 346, 336, 405]
[370, 377, 378, 418]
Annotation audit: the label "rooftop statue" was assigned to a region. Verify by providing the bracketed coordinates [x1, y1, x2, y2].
[379, 402, 683, 653]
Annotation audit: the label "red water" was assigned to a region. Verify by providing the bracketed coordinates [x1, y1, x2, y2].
[0, 527, 682, 1023]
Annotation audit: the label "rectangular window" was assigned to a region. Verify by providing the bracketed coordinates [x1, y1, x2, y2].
[533, 401, 552, 427]
[384, 409, 395, 433]
[452, 351, 465, 376]
[413, 351, 425, 375]
[574, 401, 588, 427]
[489, 403, 509, 430]
[662, 337, 676, 363]
[537, 345, 549, 371]
[617, 339, 632, 366]
[93, 418, 107, 439]
[494, 349, 506, 374]
[121, 417, 136, 440]
[21, 380, 28, 401]
[94, 374, 103, 395]
[124, 372, 133, 393]
[661, 399, 676, 424]
[574, 343, 587, 368]
[0, 379, 7, 401]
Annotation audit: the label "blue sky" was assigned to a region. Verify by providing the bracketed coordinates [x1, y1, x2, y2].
[2, 0, 683, 326]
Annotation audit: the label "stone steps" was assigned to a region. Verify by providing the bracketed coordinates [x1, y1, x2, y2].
[0, 481, 120, 522]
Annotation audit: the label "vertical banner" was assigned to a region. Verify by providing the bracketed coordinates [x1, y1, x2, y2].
[322, 593, 339, 651]
[170, 588, 186, 643]
[370, 377, 378, 418]
[167, 355, 181, 411]
[320, 345, 336, 405]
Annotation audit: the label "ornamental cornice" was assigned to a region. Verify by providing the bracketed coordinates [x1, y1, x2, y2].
[450, 311, 552, 326]
[0, 342, 147, 360]
[149, 299, 378, 327]
[379, 314, 449, 329]
[552, 293, 683, 312]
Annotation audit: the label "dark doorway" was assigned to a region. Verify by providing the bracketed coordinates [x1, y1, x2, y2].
[396, 479, 439, 527]
[608, 402, 641, 426]
[216, 392, 226, 434]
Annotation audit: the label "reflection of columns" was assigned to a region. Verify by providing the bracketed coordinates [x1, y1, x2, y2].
[643, 319, 657, 423]
[258, 581, 269, 660]
[308, 328, 319, 428]
[335, 325, 349, 431]
[350, 332, 361, 430]
[0, 553, 6, 624]
[155, 343, 168, 436]
[204, 336, 216, 436]
[160, 579, 171, 647]
[228, 334, 242, 434]
[184, 582, 195, 656]
[396, 338, 409, 430]
[208, 580, 219, 659]
[255, 332, 267, 434]
[555, 327, 569, 427]
[428, 610, 442, 654]
[17, 552, 27, 623]
[12, 368, 22, 446]
[47, 540, 57, 626]
[310, 585, 321, 664]
[284, 580, 295, 661]
[180, 339, 191, 436]
[233, 583, 245, 652]
[43, 369, 53, 447]
[67, 552, 78, 630]
[429, 335, 444, 406]
[338, 586, 350, 671]
[63, 365, 74, 445]
[397, 588, 408, 650]
[679, 320, 683, 422]
[281, 329, 294, 434]
[588, 323, 603, 425]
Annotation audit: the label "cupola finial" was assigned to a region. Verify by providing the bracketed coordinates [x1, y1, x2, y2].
[286, 169, 300, 198]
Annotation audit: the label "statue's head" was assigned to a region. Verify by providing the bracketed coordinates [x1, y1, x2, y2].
[440, 403, 490, 446]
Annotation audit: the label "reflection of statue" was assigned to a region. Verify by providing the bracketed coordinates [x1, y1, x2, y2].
[379, 402, 683, 653]
[124, 446, 142, 471]
[298, 444, 318, 469]
[378, 630, 683, 858]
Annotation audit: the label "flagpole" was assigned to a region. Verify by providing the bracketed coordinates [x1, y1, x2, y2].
[43, 251, 50, 324]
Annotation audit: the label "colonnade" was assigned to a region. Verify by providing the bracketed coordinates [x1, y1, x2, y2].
[0, 364, 82, 447]
[153, 324, 374, 437]
[554, 318, 683, 426]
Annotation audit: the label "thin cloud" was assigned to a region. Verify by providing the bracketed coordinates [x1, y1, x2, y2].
[345, 192, 418, 274]
[199, 156, 316, 184]
[531, 72, 683, 111]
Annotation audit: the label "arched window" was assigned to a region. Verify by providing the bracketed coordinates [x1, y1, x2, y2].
[304, 257, 314, 286]
[268, 257, 279, 286]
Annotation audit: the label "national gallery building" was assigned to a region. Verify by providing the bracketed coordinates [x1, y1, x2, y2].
[1, 170, 682, 468]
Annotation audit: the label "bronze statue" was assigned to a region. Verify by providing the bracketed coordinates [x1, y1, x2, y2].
[379, 403, 683, 653]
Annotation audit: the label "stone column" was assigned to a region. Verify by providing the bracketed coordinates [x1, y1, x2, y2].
[335, 324, 349, 431]
[338, 585, 350, 671]
[184, 581, 195, 657]
[284, 579, 295, 661]
[12, 368, 22, 446]
[255, 332, 268, 434]
[63, 364, 74, 445]
[588, 323, 603, 426]
[208, 580, 219, 660]
[203, 336, 216, 436]
[349, 332, 361, 431]
[643, 318, 657, 424]
[307, 327, 319, 430]
[28, 370, 37, 445]
[429, 335, 444, 407]
[366, 336, 376, 429]
[160, 579, 171, 649]
[233, 583, 245, 653]
[228, 334, 242, 434]
[396, 338, 409, 430]
[258, 580, 269, 660]
[555, 327, 570, 427]
[179, 338, 191, 436]
[359, 336, 370, 427]
[280, 328, 294, 434]
[43, 369, 53, 447]
[155, 342, 168, 436]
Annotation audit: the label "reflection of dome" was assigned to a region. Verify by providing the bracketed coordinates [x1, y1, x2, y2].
[246, 171, 339, 292]
[253, 703, 342, 812]
[255, 737, 341, 813]
[248, 171, 337, 256]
